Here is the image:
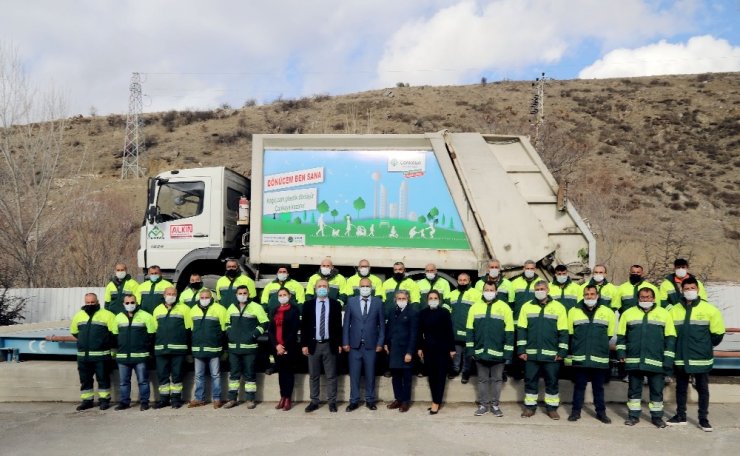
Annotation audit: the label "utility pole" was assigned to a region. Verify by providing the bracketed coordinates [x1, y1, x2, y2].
[121, 72, 145, 179]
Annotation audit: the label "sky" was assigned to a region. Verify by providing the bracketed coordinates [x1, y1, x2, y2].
[1, 0, 738, 116]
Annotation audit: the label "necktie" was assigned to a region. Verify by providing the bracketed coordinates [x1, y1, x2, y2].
[319, 300, 326, 340]
[362, 298, 368, 316]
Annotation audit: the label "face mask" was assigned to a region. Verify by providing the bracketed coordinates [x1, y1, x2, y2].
[683, 290, 698, 301]
[359, 286, 372, 297]
[124, 303, 137, 313]
[457, 283, 469, 291]
[320, 267, 331, 276]
[225, 269, 239, 278]
[488, 268, 500, 278]
[534, 290, 548, 301]
[592, 274, 605, 283]
[638, 301, 653, 310]
[524, 270, 535, 279]
[556, 275, 568, 284]
[358, 267, 370, 277]
[483, 291, 496, 301]
[278, 295, 290, 305]
[393, 272, 405, 282]
[425, 272, 436, 281]
[277, 273, 288, 282]
[675, 268, 688, 278]
[316, 287, 329, 298]
[149, 274, 160, 282]
[396, 300, 407, 310]
[629, 274, 642, 285]
[427, 299, 440, 309]
[115, 271, 126, 280]
[190, 281, 203, 290]
[84, 304, 100, 315]
[584, 299, 598, 308]
[236, 294, 248, 303]
[199, 299, 211, 307]
[164, 295, 177, 305]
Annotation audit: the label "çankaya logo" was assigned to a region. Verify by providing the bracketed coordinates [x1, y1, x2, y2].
[147, 225, 164, 239]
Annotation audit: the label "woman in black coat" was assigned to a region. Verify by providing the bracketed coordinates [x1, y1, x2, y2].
[384, 290, 418, 412]
[268, 287, 301, 411]
[417, 290, 456, 414]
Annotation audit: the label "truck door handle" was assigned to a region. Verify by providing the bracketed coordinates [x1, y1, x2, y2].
[193, 234, 208, 238]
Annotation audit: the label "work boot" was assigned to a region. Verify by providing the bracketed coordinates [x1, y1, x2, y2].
[596, 413, 612, 424]
[153, 399, 171, 409]
[521, 408, 535, 418]
[140, 402, 150, 411]
[212, 400, 223, 409]
[76, 401, 94, 411]
[98, 400, 111, 411]
[666, 414, 687, 426]
[651, 417, 667, 428]
[624, 417, 639, 426]
[568, 411, 581, 422]
[187, 400, 206, 408]
[246, 400, 257, 409]
[114, 402, 130, 411]
[222, 400, 238, 409]
[547, 409, 560, 420]
[461, 373, 470, 384]
[171, 397, 183, 409]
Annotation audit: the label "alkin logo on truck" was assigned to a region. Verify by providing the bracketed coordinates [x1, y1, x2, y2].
[170, 224, 194, 239]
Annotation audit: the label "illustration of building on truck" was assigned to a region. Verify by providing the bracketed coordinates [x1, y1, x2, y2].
[138, 132, 595, 287]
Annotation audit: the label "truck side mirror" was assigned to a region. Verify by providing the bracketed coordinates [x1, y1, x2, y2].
[147, 205, 158, 224]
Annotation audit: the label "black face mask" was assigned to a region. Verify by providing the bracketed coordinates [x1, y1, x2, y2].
[83, 304, 100, 316]
[226, 269, 239, 278]
[629, 274, 642, 285]
[190, 282, 203, 290]
[457, 283, 469, 291]
[393, 272, 405, 282]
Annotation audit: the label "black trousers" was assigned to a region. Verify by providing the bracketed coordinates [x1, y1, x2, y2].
[155, 354, 185, 400]
[275, 352, 296, 398]
[391, 368, 413, 402]
[77, 359, 111, 402]
[571, 367, 608, 414]
[675, 368, 710, 420]
[425, 352, 450, 404]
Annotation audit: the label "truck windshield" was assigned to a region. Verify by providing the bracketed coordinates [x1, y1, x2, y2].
[156, 181, 205, 222]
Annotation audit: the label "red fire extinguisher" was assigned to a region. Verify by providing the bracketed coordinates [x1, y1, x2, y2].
[238, 196, 250, 223]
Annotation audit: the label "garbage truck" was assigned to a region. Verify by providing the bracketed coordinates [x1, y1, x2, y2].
[138, 131, 595, 289]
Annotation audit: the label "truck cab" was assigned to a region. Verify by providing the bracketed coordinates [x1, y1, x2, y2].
[138, 167, 249, 289]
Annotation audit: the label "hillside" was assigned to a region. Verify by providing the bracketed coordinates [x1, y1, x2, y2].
[12, 72, 740, 285]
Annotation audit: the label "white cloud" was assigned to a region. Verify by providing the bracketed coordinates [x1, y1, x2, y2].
[578, 35, 740, 78]
[375, 0, 697, 86]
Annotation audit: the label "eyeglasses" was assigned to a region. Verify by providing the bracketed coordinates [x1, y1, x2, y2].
[124, 302, 136, 304]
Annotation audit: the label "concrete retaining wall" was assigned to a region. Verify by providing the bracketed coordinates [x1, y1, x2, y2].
[1, 361, 737, 404]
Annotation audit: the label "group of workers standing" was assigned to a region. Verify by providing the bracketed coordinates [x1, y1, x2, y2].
[69, 256, 724, 431]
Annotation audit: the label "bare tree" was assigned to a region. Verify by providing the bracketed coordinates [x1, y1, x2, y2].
[0, 44, 67, 286]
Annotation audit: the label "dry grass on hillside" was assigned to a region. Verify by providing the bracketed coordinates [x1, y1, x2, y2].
[8, 73, 740, 286]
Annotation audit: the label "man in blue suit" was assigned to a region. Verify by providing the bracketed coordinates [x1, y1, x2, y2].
[343, 278, 386, 411]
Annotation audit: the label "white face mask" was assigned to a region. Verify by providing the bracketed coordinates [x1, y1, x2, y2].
[483, 291, 496, 301]
[124, 303, 137, 313]
[425, 272, 436, 281]
[199, 299, 211, 308]
[592, 274, 605, 283]
[164, 295, 177, 305]
[320, 267, 331, 276]
[556, 275, 568, 284]
[359, 286, 372, 297]
[396, 300, 408, 310]
[638, 301, 653, 310]
[427, 299, 440, 309]
[488, 268, 500, 278]
[236, 294, 248, 303]
[534, 290, 548, 301]
[675, 268, 688, 278]
[683, 290, 698, 301]
[584, 299, 598, 308]
[278, 295, 290, 304]
[115, 271, 127, 280]
[524, 270, 535, 279]
[277, 273, 288, 282]
[358, 267, 370, 277]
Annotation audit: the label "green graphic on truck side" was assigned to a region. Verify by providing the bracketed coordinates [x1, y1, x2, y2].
[261, 149, 471, 250]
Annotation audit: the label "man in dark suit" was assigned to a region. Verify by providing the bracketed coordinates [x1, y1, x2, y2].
[343, 278, 386, 411]
[302, 278, 343, 413]
[385, 290, 419, 412]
